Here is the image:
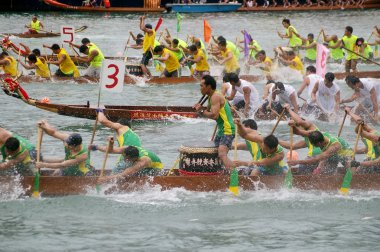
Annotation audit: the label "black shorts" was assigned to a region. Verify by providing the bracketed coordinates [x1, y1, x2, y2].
[55, 69, 73, 77]
[214, 134, 235, 149]
[141, 51, 152, 66]
[163, 69, 179, 77]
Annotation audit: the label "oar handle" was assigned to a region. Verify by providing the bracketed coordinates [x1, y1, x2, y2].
[36, 127, 43, 164]
[99, 137, 113, 178]
[352, 123, 363, 161]
[337, 111, 347, 137]
[90, 111, 99, 145]
[234, 123, 238, 161]
[289, 126, 294, 160]
[270, 108, 286, 135]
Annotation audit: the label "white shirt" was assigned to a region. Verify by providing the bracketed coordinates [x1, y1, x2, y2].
[316, 80, 340, 113]
[225, 82, 244, 104]
[233, 79, 260, 109]
[306, 73, 323, 101]
[270, 84, 297, 108]
[359, 78, 380, 102]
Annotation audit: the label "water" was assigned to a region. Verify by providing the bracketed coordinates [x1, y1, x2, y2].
[0, 10, 380, 251]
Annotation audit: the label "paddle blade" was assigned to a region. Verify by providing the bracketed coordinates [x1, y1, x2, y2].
[229, 168, 239, 196]
[32, 172, 40, 198]
[284, 168, 293, 189]
[340, 167, 353, 195]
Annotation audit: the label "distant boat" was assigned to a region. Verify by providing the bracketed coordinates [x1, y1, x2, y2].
[166, 3, 242, 13]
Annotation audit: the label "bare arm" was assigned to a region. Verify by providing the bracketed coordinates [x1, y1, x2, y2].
[297, 76, 309, 97]
[289, 142, 341, 165]
[38, 120, 69, 141]
[157, 52, 170, 62]
[252, 151, 284, 167]
[311, 82, 318, 104]
[341, 92, 359, 104]
[225, 87, 237, 101]
[0, 151, 28, 170]
[289, 92, 299, 113]
[37, 153, 87, 169]
[370, 88, 379, 116]
[279, 139, 307, 150]
[334, 91, 340, 113]
[99, 157, 151, 182]
[202, 95, 222, 120]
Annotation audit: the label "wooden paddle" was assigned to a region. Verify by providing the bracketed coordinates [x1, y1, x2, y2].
[96, 137, 113, 193]
[229, 124, 239, 196]
[337, 111, 347, 137]
[123, 35, 131, 64]
[32, 127, 43, 198]
[339, 123, 363, 195]
[270, 108, 286, 135]
[284, 126, 294, 189]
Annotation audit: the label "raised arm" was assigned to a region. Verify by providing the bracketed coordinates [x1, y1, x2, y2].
[38, 120, 69, 141]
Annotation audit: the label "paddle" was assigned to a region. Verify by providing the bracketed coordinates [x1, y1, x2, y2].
[270, 108, 286, 135]
[342, 46, 380, 66]
[337, 110, 347, 137]
[284, 126, 294, 189]
[25, 25, 58, 35]
[32, 127, 43, 198]
[229, 124, 239, 196]
[339, 123, 363, 195]
[96, 137, 113, 193]
[123, 35, 131, 64]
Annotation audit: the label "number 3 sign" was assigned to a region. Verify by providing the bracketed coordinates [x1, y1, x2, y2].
[100, 60, 125, 93]
[60, 26, 75, 44]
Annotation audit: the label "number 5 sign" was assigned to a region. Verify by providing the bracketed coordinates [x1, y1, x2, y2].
[100, 59, 125, 93]
[60, 26, 75, 44]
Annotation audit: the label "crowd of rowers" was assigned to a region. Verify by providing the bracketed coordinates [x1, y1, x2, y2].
[1, 17, 380, 80]
[1, 75, 379, 180]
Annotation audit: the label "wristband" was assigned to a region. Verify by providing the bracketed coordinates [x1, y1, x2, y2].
[90, 145, 98, 151]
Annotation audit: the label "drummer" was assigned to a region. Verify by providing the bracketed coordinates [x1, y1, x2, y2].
[193, 75, 235, 170]
[233, 118, 288, 176]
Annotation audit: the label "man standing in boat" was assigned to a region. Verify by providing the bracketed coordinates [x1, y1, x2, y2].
[43, 44, 80, 78]
[94, 140, 163, 183]
[268, 81, 299, 114]
[310, 72, 340, 116]
[139, 16, 156, 78]
[321, 30, 344, 63]
[332, 26, 358, 73]
[277, 19, 303, 50]
[341, 75, 380, 122]
[225, 73, 260, 117]
[36, 120, 93, 176]
[25, 15, 44, 34]
[297, 65, 323, 112]
[233, 118, 288, 176]
[193, 75, 235, 170]
[0, 127, 37, 176]
[213, 39, 240, 77]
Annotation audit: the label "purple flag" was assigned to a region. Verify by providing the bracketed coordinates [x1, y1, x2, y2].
[244, 31, 253, 59]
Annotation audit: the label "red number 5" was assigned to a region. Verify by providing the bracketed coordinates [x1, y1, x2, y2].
[105, 64, 119, 88]
[62, 27, 74, 43]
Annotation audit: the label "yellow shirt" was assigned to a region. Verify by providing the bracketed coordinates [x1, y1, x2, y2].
[220, 48, 239, 73]
[342, 35, 359, 60]
[58, 48, 79, 77]
[289, 55, 304, 75]
[194, 49, 209, 72]
[262, 56, 273, 72]
[162, 48, 180, 73]
[3, 56, 17, 77]
[143, 30, 156, 53]
[30, 20, 41, 32]
[35, 57, 50, 78]
[287, 25, 302, 47]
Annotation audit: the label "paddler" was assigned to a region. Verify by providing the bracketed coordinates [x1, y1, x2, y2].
[298, 33, 317, 63]
[356, 37, 374, 61]
[35, 120, 94, 176]
[311, 72, 340, 115]
[277, 19, 303, 50]
[213, 36, 241, 60]
[278, 104, 322, 174]
[25, 15, 44, 34]
[153, 45, 180, 77]
[321, 30, 344, 63]
[0, 51, 18, 77]
[225, 73, 260, 117]
[341, 75, 380, 122]
[186, 44, 210, 77]
[248, 50, 273, 73]
[221, 75, 245, 110]
[43, 44, 80, 77]
[297, 65, 323, 111]
[233, 118, 288, 176]
[193, 75, 236, 170]
[278, 50, 305, 75]
[139, 16, 156, 78]
[287, 130, 353, 175]
[0, 127, 37, 176]
[92, 109, 141, 170]
[345, 107, 380, 173]
[214, 39, 240, 76]
[332, 26, 358, 73]
[267, 81, 299, 114]
[94, 140, 163, 183]
[239, 30, 262, 59]
[17, 53, 50, 78]
[76, 44, 105, 78]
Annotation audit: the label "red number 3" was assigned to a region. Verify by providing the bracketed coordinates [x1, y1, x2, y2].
[105, 64, 119, 88]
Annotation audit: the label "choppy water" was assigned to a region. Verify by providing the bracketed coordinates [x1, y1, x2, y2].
[0, 10, 380, 251]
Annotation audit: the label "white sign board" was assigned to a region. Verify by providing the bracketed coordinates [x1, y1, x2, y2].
[60, 26, 75, 44]
[100, 59, 125, 93]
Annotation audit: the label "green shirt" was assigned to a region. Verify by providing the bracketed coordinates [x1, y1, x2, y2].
[207, 93, 235, 137]
[63, 145, 91, 176]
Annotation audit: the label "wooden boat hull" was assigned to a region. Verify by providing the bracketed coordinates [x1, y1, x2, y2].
[5, 25, 88, 38]
[238, 3, 380, 12]
[43, 0, 164, 12]
[166, 3, 242, 13]
[1, 174, 379, 197]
